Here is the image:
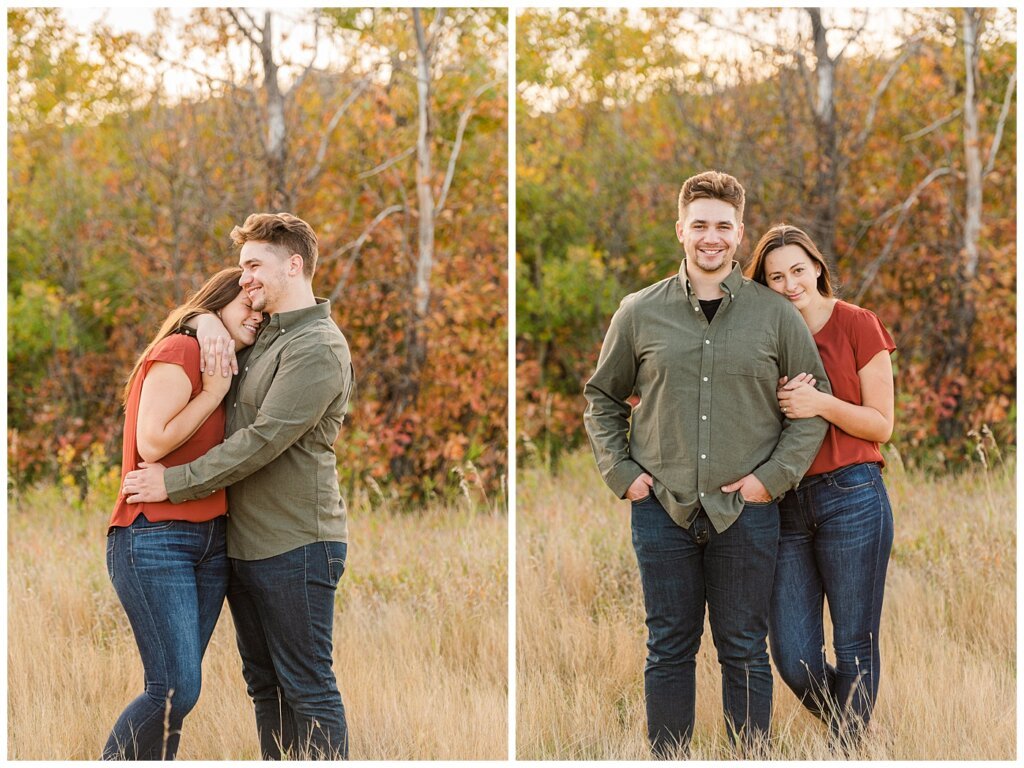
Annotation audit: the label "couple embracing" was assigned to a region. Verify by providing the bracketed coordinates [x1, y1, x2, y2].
[585, 171, 896, 757]
[106, 213, 353, 760]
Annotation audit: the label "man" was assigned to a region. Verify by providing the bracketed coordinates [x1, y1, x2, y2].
[123, 213, 354, 759]
[583, 171, 830, 757]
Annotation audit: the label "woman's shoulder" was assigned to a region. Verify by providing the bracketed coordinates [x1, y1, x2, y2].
[832, 299, 896, 356]
[832, 299, 888, 330]
[148, 332, 201, 367]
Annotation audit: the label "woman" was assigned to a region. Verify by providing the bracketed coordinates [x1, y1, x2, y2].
[104, 268, 263, 760]
[747, 225, 896, 747]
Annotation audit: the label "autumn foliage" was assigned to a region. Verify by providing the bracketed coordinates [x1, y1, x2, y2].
[516, 8, 1016, 473]
[8, 8, 508, 504]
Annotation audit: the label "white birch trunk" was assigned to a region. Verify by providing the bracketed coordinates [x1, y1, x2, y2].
[962, 8, 982, 282]
[413, 9, 435, 319]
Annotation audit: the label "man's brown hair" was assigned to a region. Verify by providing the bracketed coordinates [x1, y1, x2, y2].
[230, 212, 319, 280]
[677, 170, 746, 222]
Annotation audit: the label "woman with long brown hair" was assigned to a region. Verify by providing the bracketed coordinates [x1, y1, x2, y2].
[103, 268, 262, 760]
[747, 225, 896, 749]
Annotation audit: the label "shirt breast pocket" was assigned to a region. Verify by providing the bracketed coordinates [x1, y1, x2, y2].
[725, 330, 775, 378]
[238, 358, 280, 407]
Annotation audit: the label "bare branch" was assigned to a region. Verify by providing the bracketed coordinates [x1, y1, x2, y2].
[699, 9, 797, 59]
[150, 47, 255, 97]
[848, 37, 922, 157]
[328, 204, 405, 302]
[983, 70, 1016, 176]
[358, 147, 416, 179]
[301, 74, 374, 187]
[833, 11, 869, 64]
[853, 166, 952, 302]
[699, 11, 816, 123]
[435, 78, 502, 215]
[239, 7, 260, 30]
[902, 107, 962, 142]
[426, 8, 449, 54]
[225, 8, 262, 46]
[291, 10, 322, 96]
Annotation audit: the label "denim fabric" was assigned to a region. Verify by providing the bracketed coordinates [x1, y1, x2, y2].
[769, 462, 894, 744]
[631, 495, 779, 757]
[103, 515, 228, 760]
[227, 541, 348, 759]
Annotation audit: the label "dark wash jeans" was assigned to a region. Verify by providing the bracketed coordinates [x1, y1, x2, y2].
[228, 541, 349, 760]
[103, 515, 229, 760]
[631, 494, 780, 757]
[769, 462, 893, 743]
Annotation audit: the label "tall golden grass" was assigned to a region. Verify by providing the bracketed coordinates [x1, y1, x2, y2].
[8, 473, 507, 760]
[516, 449, 1015, 759]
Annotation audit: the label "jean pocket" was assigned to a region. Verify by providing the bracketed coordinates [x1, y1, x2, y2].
[130, 516, 175, 534]
[326, 541, 347, 583]
[831, 463, 876, 491]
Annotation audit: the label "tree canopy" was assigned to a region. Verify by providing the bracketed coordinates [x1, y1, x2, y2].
[8, 8, 509, 505]
[517, 8, 1016, 472]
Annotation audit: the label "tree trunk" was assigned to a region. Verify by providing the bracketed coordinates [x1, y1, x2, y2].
[961, 9, 983, 284]
[806, 8, 840, 254]
[259, 12, 290, 209]
[387, 8, 437, 478]
[939, 8, 984, 443]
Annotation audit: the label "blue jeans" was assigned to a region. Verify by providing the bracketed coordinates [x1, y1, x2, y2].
[769, 462, 893, 744]
[227, 541, 348, 760]
[103, 515, 229, 760]
[631, 495, 780, 757]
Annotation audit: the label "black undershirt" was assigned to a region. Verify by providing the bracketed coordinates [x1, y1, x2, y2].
[699, 298, 723, 323]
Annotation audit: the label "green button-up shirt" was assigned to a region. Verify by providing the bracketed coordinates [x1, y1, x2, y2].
[584, 261, 830, 533]
[165, 299, 354, 560]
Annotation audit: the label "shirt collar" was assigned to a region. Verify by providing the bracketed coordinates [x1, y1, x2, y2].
[677, 260, 746, 302]
[265, 297, 332, 333]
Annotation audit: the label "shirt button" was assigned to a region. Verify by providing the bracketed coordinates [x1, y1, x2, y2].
[700, 492, 705, 498]
[694, 306, 699, 312]
[701, 454, 707, 459]
[705, 339, 710, 344]
[701, 415, 707, 421]
[245, 367, 248, 371]
[703, 377, 708, 382]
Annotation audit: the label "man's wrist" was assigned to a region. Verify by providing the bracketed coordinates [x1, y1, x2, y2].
[608, 460, 644, 499]
[163, 464, 190, 503]
[751, 465, 785, 501]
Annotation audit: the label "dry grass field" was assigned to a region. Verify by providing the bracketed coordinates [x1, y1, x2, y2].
[516, 449, 1015, 760]
[8, 474, 507, 760]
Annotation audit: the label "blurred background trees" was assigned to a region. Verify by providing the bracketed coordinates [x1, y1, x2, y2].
[8, 7, 508, 505]
[516, 7, 1015, 472]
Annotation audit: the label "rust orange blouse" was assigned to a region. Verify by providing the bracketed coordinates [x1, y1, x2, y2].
[108, 334, 227, 528]
[806, 300, 896, 477]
